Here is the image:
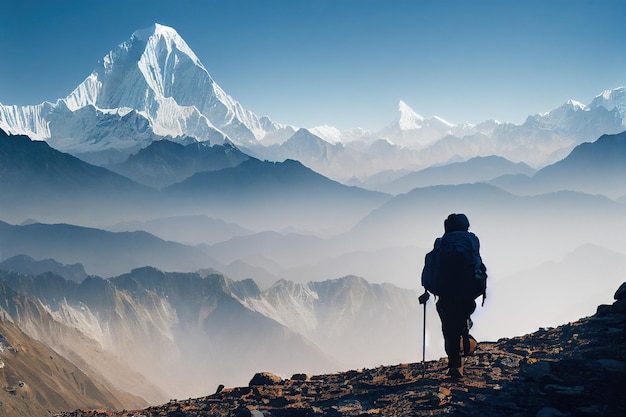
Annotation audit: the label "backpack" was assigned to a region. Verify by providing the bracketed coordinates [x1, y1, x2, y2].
[421, 231, 487, 303]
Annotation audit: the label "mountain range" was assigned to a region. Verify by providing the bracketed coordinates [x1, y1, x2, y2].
[0, 127, 389, 233]
[0, 220, 221, 277]
[0, 266, 421, 404]
[1, 23, 625, 182]
[489, 131, 626, 199]
[49, 285, 626, 417]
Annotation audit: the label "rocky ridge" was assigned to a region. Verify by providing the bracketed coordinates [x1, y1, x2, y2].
[53, 283, 626, 417]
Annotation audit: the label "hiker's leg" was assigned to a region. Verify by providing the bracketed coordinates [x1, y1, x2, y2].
[436, 300, 464, 369]
[461, 300, 477, 356]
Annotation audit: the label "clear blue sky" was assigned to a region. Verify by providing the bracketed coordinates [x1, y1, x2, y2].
[0, 0, 624, 130]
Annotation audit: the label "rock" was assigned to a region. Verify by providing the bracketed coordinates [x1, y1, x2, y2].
[290, 373, 309, 381]
[519, 358, 551, 381]
[249, 372, 283, 386]
[614, 282, 626, 300]
[613, 298, 626, 313]
[596, 304, 613, 316]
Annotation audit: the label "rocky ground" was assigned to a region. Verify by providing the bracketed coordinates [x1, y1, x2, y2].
[54, 284, 626, 417]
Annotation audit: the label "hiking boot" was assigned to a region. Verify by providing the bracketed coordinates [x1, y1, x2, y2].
[447, 367, 464, 380]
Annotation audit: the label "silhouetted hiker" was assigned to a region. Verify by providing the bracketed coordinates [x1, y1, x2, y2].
[421, 213, 487, 379]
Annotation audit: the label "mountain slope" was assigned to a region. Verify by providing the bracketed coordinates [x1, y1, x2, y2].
[0, 23, 280, 156]
[243, 276, 420, 369]
[0, 221, 221, 277]
[531, 131, 626, 198]
[0, 129, 150, 196]
[106, 139, 251, 189]
[163, 157, 391, 232]
[0, 271, 172, 405]
[488, 131, 626, 198]
[0, 129, 159, 224]
[0, 254, 88, 282]
[107, 214, 254, 246]
[107, 267, 338, 398]
[0, 281, 150, 416]
[380, 155, 536, 194]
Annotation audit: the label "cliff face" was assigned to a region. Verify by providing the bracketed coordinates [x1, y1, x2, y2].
[53, 283, 626, 417]
[0, 317, 147, 417]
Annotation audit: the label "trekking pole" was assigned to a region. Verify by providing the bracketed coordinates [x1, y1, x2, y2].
[418, 291, 430, 378]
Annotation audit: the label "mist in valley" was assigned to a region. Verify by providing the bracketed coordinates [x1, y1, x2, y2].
[1, 157, 625, 402]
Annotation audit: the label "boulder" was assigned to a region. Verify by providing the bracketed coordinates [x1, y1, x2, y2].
[249, 372, 283, 387]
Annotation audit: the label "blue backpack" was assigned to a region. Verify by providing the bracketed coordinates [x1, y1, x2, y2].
[421, 231, 487, 303]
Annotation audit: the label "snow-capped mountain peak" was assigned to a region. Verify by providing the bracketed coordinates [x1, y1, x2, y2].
[132, 23, 202, 66]
[566, 99, 586, 110]
[398, 100, 425, 130]
[0, 23, 281, 154]
[309, 125, 343, 143]
[589, 86, 626, 124]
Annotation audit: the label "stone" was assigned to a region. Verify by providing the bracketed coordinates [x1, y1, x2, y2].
[613, 298, 626, 313]
[614, 282, 626, 300]
[249, 372, 283, 387]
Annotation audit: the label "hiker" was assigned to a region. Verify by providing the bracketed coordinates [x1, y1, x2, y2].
[421, 213, 487, 379]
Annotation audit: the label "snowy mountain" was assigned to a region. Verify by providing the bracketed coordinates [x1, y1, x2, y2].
[588, 87, 626, 123]
[376, 100, 468, 149]
[0, 220, 221, 277]
[0, 23, 281, 158]
[0, 21, 623, 179]
[286, 90, 625, 182]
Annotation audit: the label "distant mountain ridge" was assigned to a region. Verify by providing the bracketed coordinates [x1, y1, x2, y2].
[0, 125, 389, 233]
[489, 131, 626, 198]
[376, 155, 536, 194]
[0, 22, 623, 180]
[0, 254, 88, 282]
[106, 139, 251, 189]
[0, 220, 221, 277]
[162, 157, 390, 232]
[0, 129, 149, 196]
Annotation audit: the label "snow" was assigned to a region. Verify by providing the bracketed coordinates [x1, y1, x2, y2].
[566, 99, 586, 110]
[1, 22, 625, 157]
[309, 125, 343, 143]
[0, 102, 52, 139]
[0, 22, 280, 151]
[398, 100, 424, 130]
[431, 115, 455, 127]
